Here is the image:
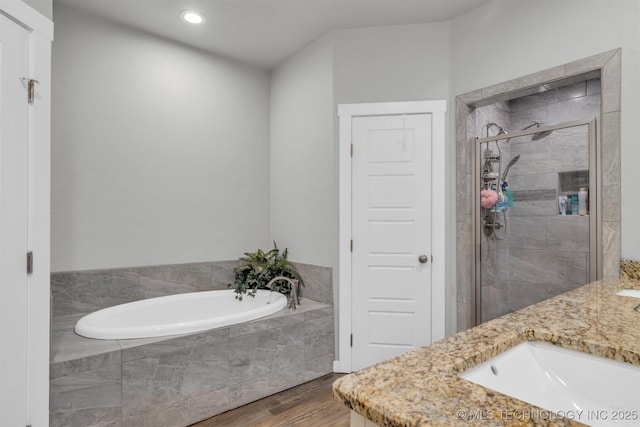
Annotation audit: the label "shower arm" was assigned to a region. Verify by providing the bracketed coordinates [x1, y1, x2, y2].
[476, 118, 588, 144]
[484, 122, 507, 137]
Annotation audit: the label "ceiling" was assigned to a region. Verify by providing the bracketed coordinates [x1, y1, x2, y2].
[54, 0, 489, 69]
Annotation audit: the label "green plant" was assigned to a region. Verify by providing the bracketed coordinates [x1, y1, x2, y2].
[230, 242, 304, 300]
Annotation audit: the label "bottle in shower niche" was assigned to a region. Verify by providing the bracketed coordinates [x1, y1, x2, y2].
[570, 194, 579, 215]
[578, 187, 588, 216]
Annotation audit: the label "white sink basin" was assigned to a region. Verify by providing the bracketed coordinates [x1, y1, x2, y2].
[460, 341, 640, 426]
[617, 289, 640, 298]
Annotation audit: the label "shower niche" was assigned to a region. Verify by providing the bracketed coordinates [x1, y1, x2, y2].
[472, 75, 600, 323]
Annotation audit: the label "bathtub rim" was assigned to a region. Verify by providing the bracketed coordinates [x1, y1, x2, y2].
[74, 289, 288, 340]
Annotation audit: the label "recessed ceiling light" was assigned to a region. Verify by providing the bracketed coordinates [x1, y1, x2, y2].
[181, 11, 205, 24]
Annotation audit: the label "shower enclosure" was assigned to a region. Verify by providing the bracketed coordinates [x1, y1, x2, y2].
[473, 118, 599, 324]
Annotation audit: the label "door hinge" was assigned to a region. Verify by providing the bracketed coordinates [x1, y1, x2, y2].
[350, 143, 353, 157]
[27, 251, 33, 274]
[350, 334, 353, 347]
[431, 255, 434, 263]
[350, 240, 353, 252]
[22, 78, 39, 104]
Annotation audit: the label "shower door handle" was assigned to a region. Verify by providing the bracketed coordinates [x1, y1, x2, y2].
[418, 254, 429, 264]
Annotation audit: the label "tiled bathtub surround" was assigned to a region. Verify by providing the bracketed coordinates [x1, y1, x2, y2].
[456, 49, 622, 331]
[50, 261, 334, 427]
[51, 260, 333, 318]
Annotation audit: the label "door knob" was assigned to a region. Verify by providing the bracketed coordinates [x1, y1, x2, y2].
[418, 254, 429, 263]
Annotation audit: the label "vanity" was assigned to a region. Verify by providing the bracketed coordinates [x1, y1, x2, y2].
[333, 270, 640, 426]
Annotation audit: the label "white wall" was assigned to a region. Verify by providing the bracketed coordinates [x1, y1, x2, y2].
[23, 0, 52, 19]
[271, 22, 453, 340]
[52, 3, 271, 271]
[270, 34, 335, 267]
[332, 22, 454, 333]
[450, 0, 640, 259]
[333, 22, 450, 103]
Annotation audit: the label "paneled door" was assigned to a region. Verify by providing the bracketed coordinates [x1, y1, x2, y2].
[0, 12, 30, 425]
[351, 114, 433, 371]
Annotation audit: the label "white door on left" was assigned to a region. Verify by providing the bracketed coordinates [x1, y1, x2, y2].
[0, 12, 30, 426]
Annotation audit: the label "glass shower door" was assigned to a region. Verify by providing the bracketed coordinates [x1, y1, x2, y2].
[475, 118, 597, 324]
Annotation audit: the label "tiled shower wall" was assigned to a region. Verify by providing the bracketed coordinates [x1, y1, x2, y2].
[456, 53, 622, 330]
[477, 79, 600, 321]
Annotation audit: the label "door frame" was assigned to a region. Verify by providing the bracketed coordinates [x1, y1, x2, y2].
[336, 101, 446, 373]
[0, 2, 52, 425]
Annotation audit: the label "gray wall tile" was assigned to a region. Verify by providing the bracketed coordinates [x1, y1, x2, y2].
[601, 111, 621, 222]
[51, 350, 121, 380]
[303, 353, 334, 382]
[557, 81, 587, 101]
[508, 199, 558, 217]
[51, 326, 121, 366]
[456, 221, 472, 303]
[304, 315, 335, 360]
[507, 280, 546, 312]
[603, 221, 621, 277]
[120, 328, 229, 362]
[546, 93, 600, 124]
[509, 217, 546, 250]
[50, 364, 122, 427]
[137, 262, 213, 299]
[510, 105, 547, 132]
[481, 286, 507, 322]
[228, 312, 305, 338]
[601, 49, 621, 113]
[293, 262, 333, 305]
[122, 343, 229, 417]
[586, 78, 601, 95]
[211, 260, 240, 290]
[509, 89, 558, 113]
[547, 133, 589, 172]
[545, 216, 590, 252]
[228, 329, 279, 385]
[508, 249, 588, 287]
[52, 270, 139, 318]
[507, 173, 558, 191]
[121, 386, 231, 427]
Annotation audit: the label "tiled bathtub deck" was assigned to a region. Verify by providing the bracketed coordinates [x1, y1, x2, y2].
[51, 298, 335, 427]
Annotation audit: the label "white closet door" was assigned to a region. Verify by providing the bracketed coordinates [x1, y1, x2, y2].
[0, 12, 31, 426]
[351, 114, 433, 371]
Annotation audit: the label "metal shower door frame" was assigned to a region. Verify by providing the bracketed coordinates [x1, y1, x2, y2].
[472, 117, 600, 326]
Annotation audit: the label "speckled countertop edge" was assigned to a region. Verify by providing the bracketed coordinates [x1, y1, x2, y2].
[621, 258, 640, 281]
[333, 277, 640, 426]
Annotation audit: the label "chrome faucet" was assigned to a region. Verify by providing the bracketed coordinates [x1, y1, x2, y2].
[265, 276, 300, 310]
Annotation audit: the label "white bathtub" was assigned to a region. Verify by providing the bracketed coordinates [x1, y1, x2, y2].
[75, 289, 287, 340]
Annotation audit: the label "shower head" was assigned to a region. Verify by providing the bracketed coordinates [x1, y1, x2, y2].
[522, 121, 553, 140]
[531, 129, 553, 140]
[501, 154, 521, 182]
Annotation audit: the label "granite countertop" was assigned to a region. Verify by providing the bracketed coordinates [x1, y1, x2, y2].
[333, 277, 640, 426]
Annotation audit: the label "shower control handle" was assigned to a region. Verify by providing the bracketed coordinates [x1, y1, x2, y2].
[418, 254, 429, 264]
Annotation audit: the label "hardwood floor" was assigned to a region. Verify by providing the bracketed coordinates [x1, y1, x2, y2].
[191, 374, 351, 427]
